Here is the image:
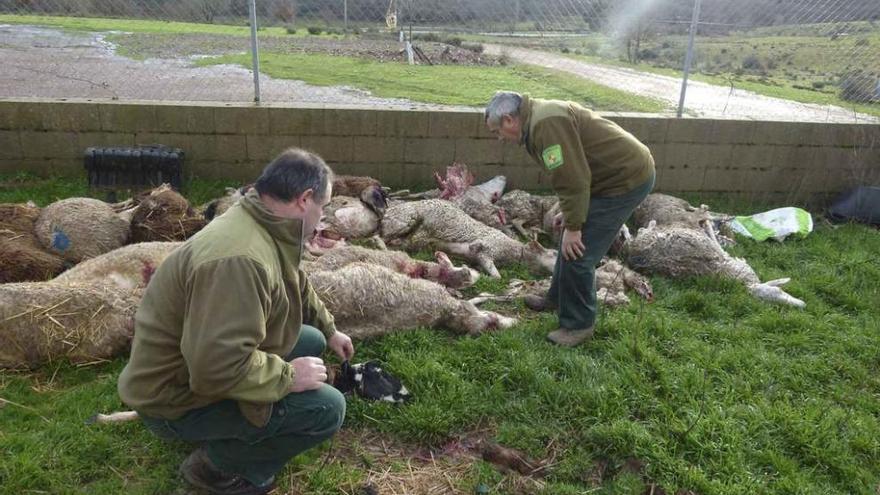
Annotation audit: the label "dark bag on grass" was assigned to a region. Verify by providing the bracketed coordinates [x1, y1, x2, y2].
[827, 186, 880, 226]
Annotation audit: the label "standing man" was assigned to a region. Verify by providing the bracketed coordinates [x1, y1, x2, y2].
[484, 92, 655, 347]
[118, 148, 354, 495]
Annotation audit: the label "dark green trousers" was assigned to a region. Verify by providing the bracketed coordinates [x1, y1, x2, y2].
[547, 172, 655, 330]
[140, 325, 345, 486]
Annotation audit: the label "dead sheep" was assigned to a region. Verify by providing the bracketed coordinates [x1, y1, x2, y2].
[332, 175, 388, 217]
[497, 189, 559, 238]
[0, 281, 140, 369]
[435, 163, 508, 230]
[625, 220, 805, 308]
[34, 197, 132, 263]
[199, 185, 248, 222]
[128, 184, 206, 243]
[381, 199, 557, 278]
[307, 262, 517, 339]
[53, 242, 182, 289]
[307, 245, 479, 289]
[0, 202, 67, 282]
[470, 258, 654, 308]
[633, 193, 735, 246]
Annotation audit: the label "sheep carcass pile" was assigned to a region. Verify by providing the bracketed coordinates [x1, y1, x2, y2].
[127, 185, 205, 242]
[435, 163, 508, 230]
[381, 199, 557, 278]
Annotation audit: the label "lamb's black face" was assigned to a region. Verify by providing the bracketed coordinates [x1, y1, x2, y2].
[333, 360, 411, 403]
[360, 185, 388, 217]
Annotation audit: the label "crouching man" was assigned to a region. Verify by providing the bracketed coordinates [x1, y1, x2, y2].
[118, 148, 354, 495]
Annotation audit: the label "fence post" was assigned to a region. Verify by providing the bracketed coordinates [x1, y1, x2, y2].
[344, 0, 349, 33]
[677, 0, 702, 118]
[248, 0, 262, 103]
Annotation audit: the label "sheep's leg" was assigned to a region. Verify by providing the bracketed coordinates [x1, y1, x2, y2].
[511, 219, 530, 240]
[87, 410, 139, 425]
[477, 255, 501, 278]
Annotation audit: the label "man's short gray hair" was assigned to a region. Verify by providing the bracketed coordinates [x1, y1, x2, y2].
[484, 91, 523, 126]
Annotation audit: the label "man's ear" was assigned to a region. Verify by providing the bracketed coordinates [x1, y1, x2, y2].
[297, 188, 315, 208]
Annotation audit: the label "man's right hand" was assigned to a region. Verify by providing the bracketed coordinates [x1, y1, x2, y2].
[289, 356, 327, 392]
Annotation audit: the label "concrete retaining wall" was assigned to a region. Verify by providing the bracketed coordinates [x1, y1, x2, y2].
[1, 98, 878, 200]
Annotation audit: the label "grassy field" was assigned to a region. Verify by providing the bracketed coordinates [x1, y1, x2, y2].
[196, 52, 666, 110]
[1, 174, 879, 494]
[471, 22, 880, 117]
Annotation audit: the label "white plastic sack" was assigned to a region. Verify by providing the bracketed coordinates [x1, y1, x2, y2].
[729, 207, 813, 242]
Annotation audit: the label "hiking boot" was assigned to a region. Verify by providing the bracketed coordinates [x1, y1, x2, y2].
[180, 447, 276, 495]
[523, 294, 556, 312]
[547, 327, 594, 347]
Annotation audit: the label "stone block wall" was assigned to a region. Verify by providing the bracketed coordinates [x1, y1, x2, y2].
[1, 98, 878, 201]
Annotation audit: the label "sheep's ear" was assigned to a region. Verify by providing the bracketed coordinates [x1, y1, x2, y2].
[765, 278, 790, 287]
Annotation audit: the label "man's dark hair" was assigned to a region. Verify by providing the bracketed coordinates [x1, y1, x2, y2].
[254, 148, 333, 202]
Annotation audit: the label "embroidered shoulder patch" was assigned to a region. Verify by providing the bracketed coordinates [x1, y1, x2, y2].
[541, 144, 564, 170]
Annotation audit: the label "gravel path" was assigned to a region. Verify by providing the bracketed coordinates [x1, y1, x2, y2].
[0, 24, 467, 109]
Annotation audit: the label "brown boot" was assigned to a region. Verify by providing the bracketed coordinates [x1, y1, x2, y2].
[547, 327, 594, 347]
[523, 294, 556, 312]
[180, 447, 276, 495]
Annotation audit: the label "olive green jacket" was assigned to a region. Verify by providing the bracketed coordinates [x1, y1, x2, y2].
[118, 190, 336, 427]
[520, 95, 655, 229]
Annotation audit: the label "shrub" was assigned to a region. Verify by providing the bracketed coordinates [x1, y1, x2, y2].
[307, 26, 322, 35]
[462, 42, 484, 54]
[414, 32, 441, 43]
[285, 26, 297, 35]
[561, 47, 570, 53]
[639, 48, 658, 60]
[839, 70, 877, 102]
[445, 36, 464, 47]
[811, 81, 826, 89]
[741, 53, 764, 71]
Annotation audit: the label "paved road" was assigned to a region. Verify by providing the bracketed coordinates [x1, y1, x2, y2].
[485, 44, 878, 123]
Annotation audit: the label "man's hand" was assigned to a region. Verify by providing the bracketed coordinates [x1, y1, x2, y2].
[327, 331, 355, 361]
[561, 228, 585, 261]
[289, 356, 327, 392]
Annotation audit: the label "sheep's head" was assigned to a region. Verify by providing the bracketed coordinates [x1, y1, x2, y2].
[434, 251, 480, 289]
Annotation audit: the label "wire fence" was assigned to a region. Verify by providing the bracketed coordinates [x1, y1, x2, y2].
[0, 0, 879, 121]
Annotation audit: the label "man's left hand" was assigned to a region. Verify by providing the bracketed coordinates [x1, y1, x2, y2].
[328, 331, 355, 361]
[561, 228, 585, 261]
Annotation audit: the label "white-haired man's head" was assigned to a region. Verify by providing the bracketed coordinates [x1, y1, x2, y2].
[484, 91, 524, 144]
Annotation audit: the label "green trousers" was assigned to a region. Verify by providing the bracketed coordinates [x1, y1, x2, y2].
[140, 325, 345, 486]
[547, 172, 655, 330]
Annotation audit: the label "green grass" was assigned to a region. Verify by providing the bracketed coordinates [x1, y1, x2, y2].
[196, 51, 667, 111]
[2, 177, 879, 493]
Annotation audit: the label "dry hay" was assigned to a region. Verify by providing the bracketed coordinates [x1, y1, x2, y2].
[0, 203, 66, 282]
[130, 184, 206, 243]
[0, 282, 139, 369]
[284, 429, 548, 495]
[34, 197, 130, 263]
